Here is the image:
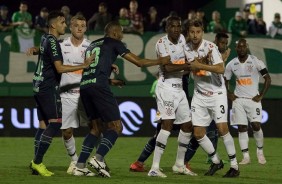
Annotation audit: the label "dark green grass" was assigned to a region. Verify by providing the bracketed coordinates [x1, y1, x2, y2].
[1, 137, 282, 184]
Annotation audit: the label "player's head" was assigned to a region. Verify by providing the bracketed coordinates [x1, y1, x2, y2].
[187, 19, 204, 46]
[215, 32, 229, 53]
[48, 11, 67, 36]
[70, 14, 87, 39]
[104, 21, 123, 41]
[235, 38, 249, 58]
[166, 16, 182, 43]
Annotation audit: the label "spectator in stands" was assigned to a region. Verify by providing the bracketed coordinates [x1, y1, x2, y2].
[196, 9, 208, 31]
[243, 8, 251, 25]
[182, 10, 196, 34]
[207, 10, 227, 33]
[116, 7, 132, 33]
[128, 0, 144, 34]
[144, 6, 160, 32]
[248, 12, 266, 35]
[34, 7, 48, 34]
[0, 5, 13, 32]
[228, 11, 247, 37]
[12, 1, 33, 28]
[159, 11, 178, 33]
[87, 2, 112, 32]
[61, 5, 72, 27]
[268, 13, 282, 38]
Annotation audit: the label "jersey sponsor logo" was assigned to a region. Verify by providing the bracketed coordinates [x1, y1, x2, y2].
[172, 58, 185, 64]
[64, 51, 70, 54]
[64, 44, 71, 46]
[236, 78, 253, 85]
[71, 69, 83, 75]
[193, 70, 207, 76]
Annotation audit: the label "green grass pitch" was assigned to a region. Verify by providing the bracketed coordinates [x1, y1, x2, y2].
[1, 137, 282, 184]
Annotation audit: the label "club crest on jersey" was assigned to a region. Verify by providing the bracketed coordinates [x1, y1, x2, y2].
[159, 39, 162, 43]
[209, 43, 214, 48]
[247, 65, 253, 72]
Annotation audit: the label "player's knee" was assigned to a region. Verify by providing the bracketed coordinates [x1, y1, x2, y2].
[251, 122, 261, 131]
[161, 120, 173, 131]
[180, 121, 193, 132]
[238, 125, 248, 132]
[193, 129, 205, 140]
[108, 121, 123, 135]
[62, 128, 73, 140]
[89, 120, 103, 136]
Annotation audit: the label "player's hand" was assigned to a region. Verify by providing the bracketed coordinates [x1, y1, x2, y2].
[188, 57, 202, 71]
[227, 92, 237, 101]
[109, 79, 126, 88]
[252, 94, 262, 102]
[159, 55, 171, 65]
[84, 53, 95, 68]
[222, 48, 231, 63]
[111, 64, 119, 75]
[26, 47, 39, 56]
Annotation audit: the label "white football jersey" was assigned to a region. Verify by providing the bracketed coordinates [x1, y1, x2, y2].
[224, 55, 266, 98]
[184, 39, 226, 96]
[156, 34, 186, 89]
[60, 37, 91, 98]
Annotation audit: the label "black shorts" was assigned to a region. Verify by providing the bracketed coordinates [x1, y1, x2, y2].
[34, 86, 62, 121]
[80, 85, 120, 122]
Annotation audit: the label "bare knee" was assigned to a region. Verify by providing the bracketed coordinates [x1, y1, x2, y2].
[180, 121, 193, 133]
[62, 128, 73, 140]
[107, 120, 123, 135]
[251, 122, 261, 131]
[238, 125, 248, 133]
[193, 126, 206, 140]
[216, 122, 230, 136]
[89, 119, 103, 136]
[161, 120, 174, 132]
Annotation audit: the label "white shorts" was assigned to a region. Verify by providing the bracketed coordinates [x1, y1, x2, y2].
[191, 93, 228, 127]
[61, 97, 89, 129]
[230, 98, 262, 126]
[155, 85, 191, 125]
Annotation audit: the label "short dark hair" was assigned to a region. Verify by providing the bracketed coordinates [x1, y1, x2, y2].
[104, 21, 120, 36]
[99, 2, 107, 8]
[187, 19, 204, 31]
[215, 32, 229, 40]
[166, 16, 181, 27]
[20, 1, 28, 5]
[47, 10, 65, 27]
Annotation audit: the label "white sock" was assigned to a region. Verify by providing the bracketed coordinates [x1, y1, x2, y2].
[175, 130, 192, 167]
[222, 132, 238, 170]
[198, 135, 220, 164]
[253, 128, 264, 150]
[63, 136, 78, 161]
[239, 131, 250, 158]
[151, 129, 170, 170]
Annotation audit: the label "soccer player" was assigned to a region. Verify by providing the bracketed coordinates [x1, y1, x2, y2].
[185, 19, 239, 177]
[72, 21, 170, 177]
[27, 11, 94, 177]
[224, 38, 271, 165]
[147, 16, 193, 178]
[59, 14, 93, 175]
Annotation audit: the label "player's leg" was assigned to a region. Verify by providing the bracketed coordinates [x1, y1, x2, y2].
[34, 120, 47, 156]
[31, 88, 62, 176]
[61, 97, 80, 174]
[130, 123, 161, 172]
[215, 96, 239, 177]
[206, 120, 218, 164]
[248, 100, 266, 164]
[232, 98, 250, 164]
[192, 96, 223, 176]
[148, 119, 173, 178]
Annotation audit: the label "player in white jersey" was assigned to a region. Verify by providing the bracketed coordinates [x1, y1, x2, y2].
[148, 16, 193, 178]
[58, 14, 95, 176]
[224, 38, 271, 165]
[185, 19, 239, 177]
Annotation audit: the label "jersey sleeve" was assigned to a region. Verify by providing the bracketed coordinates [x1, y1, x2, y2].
[116, 41, 130, 57]
[211, 46, 223, 65]
[47, 36, 63, 63]
[224, 61, 233, 80]
[255, 58, 266, 71]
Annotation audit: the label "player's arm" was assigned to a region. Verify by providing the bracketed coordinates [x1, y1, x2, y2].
[164, 63, 190, 73]
[54, 54, 95, 73]
[26, 47, 39, 56]
[252, 69, 271, 102]
[224, 62, 237, 101]
[123, 52, 170, 67]
[189, 59, 224, 74]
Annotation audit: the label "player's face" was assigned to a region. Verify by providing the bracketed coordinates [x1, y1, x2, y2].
[216, 37, 228, 53]
[236, 41, 248, 57]
[55, 16, 67, 35]
[70, 19, 87, 39]
[167, 20, 181, 42]
[115, 26, 124, 40]
[188, 26, 203, 46]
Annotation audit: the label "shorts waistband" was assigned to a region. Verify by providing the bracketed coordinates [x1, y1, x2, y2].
[196, 89, 223, 96]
